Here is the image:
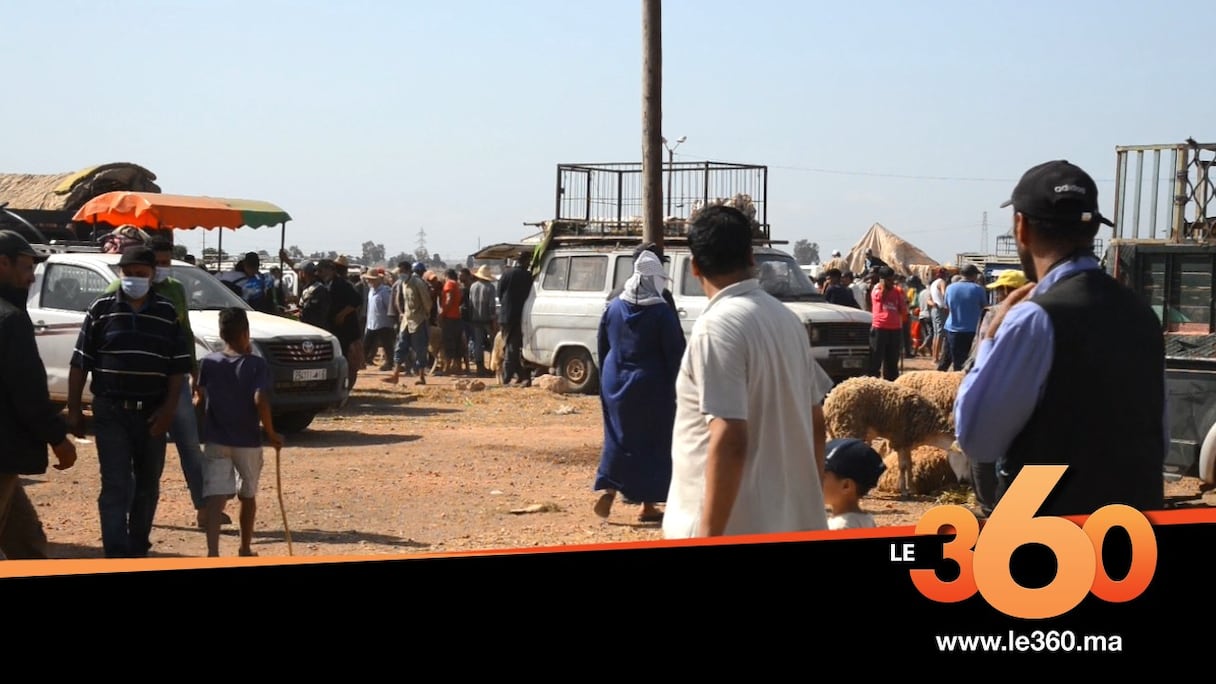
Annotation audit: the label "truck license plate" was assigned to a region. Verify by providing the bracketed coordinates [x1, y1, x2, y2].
[293, 368, 327, 382]
[843, 358, 865, 369]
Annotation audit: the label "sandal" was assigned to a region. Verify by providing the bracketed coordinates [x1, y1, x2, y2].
[639, 510, 664, 524]
[593, 491, 614, 519]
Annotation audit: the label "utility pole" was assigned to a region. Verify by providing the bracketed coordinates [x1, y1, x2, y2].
[642, 0, 663, 251]
[981, 211, 988, 253]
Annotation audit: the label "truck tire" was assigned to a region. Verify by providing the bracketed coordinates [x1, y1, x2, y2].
[275, 410, 317, 434]
[557, 347, 599, 395]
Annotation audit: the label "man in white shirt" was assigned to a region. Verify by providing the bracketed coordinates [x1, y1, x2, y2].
[664, 205, 834, 539]
[927, 267, 950, 365]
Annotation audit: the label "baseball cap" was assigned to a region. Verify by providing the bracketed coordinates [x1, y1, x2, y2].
[824, 438, 886, 493]
[988, 270, 1029, 290]
[412, 261, 427, 274]
[243, 251, 261, 266]
[1000, 160, 1114, 228]
[961, 264, 980, 277]
[0, 229, 47, 262]
[299, 261, 318, 274]
[118, 245, 157, 268]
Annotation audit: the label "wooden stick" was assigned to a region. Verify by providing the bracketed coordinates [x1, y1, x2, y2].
[275, 445, 292, 556]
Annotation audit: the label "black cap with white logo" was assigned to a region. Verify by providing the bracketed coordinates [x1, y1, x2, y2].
[1000, 160, 1114, 228]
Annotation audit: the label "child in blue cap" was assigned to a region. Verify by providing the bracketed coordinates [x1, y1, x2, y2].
[822, 438, 887, 530]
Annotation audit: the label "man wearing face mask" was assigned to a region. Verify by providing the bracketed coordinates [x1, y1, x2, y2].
[100, 237, 226, 528]
[67, 245, 193, 558]
[0, 231, 78, 559]
[954, 160, 1168, 518]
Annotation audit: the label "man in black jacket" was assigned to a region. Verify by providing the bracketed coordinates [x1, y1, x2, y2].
[497, 251, 535, 386]
[0, 231, 77, 559]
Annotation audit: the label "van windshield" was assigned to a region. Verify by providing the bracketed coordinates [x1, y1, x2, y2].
[109, 265, 252, 311]
[754, 253, 823, 301]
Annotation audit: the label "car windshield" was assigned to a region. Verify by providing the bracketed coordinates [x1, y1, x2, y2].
[754, 253, 823, 301]
[109, 265, 252, 310]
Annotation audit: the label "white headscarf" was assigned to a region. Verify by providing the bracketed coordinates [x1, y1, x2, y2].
[619, 251, 670, 307]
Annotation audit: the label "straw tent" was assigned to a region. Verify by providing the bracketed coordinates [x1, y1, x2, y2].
[0, 163, 160, 213]
[838, 222, 941, 283]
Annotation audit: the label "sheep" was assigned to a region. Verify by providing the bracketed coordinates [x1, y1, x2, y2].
[892, 370, 964, 429]
[822, 376, 956, 499]
[892, 370, 969, 481]
[873, 443, 959, 496]
[490, 330, 506, 375]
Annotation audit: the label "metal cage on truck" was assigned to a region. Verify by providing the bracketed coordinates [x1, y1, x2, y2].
[1103, 139, 1216, 487]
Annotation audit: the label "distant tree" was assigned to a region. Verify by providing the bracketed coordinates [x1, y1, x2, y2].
[389, 251, 413, 268]
[414, 247, 430, 263]
[172, 244, 188, 260]
[287, 245, 306, 260]
[793, 239, 820, 265]
[361, 241, 386, 265]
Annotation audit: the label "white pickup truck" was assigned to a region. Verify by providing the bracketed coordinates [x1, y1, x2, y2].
[27, 246, 349, 433]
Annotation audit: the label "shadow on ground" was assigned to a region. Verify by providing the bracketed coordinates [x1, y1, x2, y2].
[44, 541, 191, 559]
[282, 430, 422, 448]
[154, 524, 430, 550]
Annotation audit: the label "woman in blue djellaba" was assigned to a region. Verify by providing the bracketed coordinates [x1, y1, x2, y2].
[593, 250, 686, 523]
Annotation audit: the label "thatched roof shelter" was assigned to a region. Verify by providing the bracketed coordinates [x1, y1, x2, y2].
[0, 163, 160, 213]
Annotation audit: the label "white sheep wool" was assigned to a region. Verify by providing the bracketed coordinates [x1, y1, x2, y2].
[664, 279, 835, 538]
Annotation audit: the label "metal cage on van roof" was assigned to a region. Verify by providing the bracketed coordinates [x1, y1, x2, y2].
[553, 161, 770, 240]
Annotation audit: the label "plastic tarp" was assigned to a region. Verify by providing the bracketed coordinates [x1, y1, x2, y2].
[839, 222, 941, 282]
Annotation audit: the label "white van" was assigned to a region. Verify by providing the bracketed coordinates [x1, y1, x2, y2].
[28, 247, 350, 433]
[505, 240, 873, 393]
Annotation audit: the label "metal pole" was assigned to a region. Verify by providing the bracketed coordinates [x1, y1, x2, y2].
[1113, 150, 1125, 238]
[1173, 146, 1188, 242]
[1150, 149, 1161, 239]
[666, 147, 674, 217]
[642, 0, 663, 250]
[1133, 150, 1144, 239]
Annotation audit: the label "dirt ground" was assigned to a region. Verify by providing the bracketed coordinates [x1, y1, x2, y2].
[18, 355, 1214, 559]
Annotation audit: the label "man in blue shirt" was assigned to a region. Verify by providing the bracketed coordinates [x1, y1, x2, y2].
[937, 264, 986, 371]
[954, 160, 1167, 518]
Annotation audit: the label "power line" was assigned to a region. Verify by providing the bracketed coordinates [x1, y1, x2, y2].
[675, 152, 1132, 184]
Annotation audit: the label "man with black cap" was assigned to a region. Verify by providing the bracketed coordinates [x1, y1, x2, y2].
[67, 244, 193, 557]
[0, 231, 77, 559]
[955, 160, 1168, 517]
[606, 243, 678, 315]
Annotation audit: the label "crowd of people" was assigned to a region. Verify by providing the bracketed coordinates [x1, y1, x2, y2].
[0, 159, 1171, 559]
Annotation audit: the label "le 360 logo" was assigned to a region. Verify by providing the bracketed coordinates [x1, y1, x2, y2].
[905, 465, 1158, 619]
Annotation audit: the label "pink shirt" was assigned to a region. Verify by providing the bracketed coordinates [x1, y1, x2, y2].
[870, 283, 907, 330]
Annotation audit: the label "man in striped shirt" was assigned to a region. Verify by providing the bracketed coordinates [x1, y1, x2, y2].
[66, 245, 193, 558]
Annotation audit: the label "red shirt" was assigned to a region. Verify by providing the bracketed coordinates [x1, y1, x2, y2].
[441, 279, 463, 320]
[870, 282, 907, 330]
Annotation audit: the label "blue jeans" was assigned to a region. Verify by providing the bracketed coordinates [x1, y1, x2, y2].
[92, 396, 168, 558]
[168, 381, 205, 510]
[395, 326, 430, 372]
[470, 322, 491, 371]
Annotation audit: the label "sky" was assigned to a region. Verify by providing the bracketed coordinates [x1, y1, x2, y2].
[4, 0, 1214, 266]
